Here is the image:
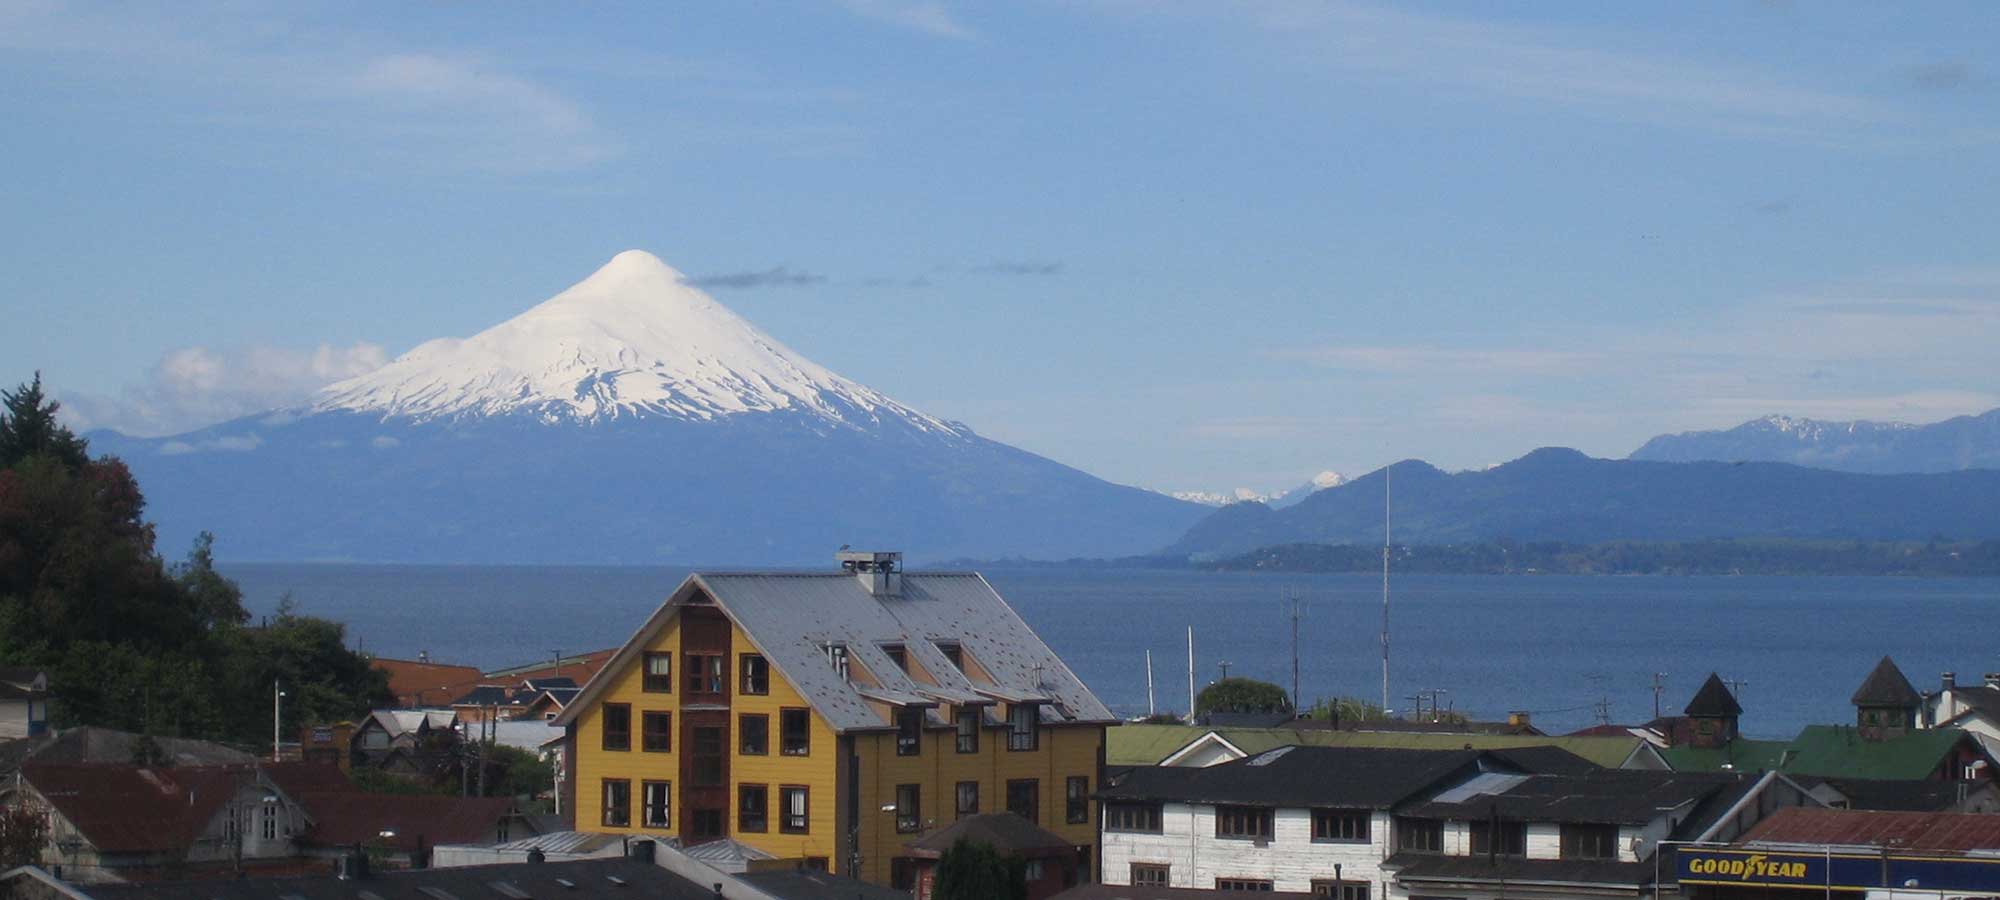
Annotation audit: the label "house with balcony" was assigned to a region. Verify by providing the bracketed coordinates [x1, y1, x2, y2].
[553, 551, 1115, 890]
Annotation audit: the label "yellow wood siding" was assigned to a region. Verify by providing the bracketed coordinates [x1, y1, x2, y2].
[730, 636, 840, 864]
[575, 614, 682, 836]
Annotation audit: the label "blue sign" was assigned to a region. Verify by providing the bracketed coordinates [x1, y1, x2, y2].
[1680, 850, 2000, 894]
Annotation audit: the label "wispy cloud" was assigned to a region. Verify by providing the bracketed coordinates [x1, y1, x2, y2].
[836, 0, 975, 39]
[684, 267, 828, 289]
[0, 3, 618, 174]
[61, 343, 387, 437]
[1187, 416, 1311, 440]
[969, 260, 1064, 276]
[1272, 345, 1597, 376]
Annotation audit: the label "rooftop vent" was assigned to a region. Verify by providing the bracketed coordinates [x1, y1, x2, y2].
[838, 550, 902, 598]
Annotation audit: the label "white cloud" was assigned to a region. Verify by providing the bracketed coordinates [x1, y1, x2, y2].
[370, 435, 401, 449]
[1273, 345, 1596, 376]
[63, 342, 387, 437]
[836, 0, 975, 38]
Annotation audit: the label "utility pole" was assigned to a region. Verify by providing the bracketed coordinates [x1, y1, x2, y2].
[1217, 660, 1232, 682]
[272, 679, 285, 762]
[1145, 650, 1155, 717]
[549, 648, 562, 681]
[1186, 627, 1195, 723]
[1381, 464, 1392, 714]
[1651, 673, 1669, 719]
[1288, 593, 1304, 713]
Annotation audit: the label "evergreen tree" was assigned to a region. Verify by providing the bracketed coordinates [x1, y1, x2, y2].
[932, 839, 1025, 900]
[0, 373, 89, 470]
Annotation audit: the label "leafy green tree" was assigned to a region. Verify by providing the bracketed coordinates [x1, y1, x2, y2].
[933, 838, 1025, 900]
[1195, 677, 1293, 716]
[479, 744, 555, 802]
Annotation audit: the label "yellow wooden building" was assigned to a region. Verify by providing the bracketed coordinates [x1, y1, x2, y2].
[553, 551, 1115, 888]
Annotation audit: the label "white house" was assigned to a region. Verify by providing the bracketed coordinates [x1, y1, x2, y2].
[0, 668, 49, 739]
[1098, 745, 1813, 899]
[1921, 672, 2000, 758]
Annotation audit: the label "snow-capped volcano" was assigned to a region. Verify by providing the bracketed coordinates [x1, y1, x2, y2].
[90, 250, 1207, 564]
[314, 250, 960, 434]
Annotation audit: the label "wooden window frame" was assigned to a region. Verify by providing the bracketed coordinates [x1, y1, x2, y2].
[1470, 820, 1527, 858]
[740, 654, 770, 696]
[1104, 802, 1162, 833]
[685, 651, 726, 697]
[601, 779, 631, 827]
[738, 784, 769, 833]
[955, 707, 980, 754]
[1066, 776, 1089, 824]
[780, 785, 810, 834]
[641, 711, 672, 753]
[1006, 778, 1039, 824]
[1215, 806, 1273, 840]
[1561, 822, 1620, 860]
[739, 713, 769, 756]
[1216, 878, 1274, 891]
[1396, 816, 1444, 854]
[642, 652, 673, 693]
[640, 780, 670, 829]
[1007, 703, 1039, 752]
[601, 703, 631, 752]
[895, 783, 922, 834]
[1311, 808, 1371, 843]
[1312, 880, 1370, 900]
[896, 707, 924, 757]
[1130, 863, 1170, 887]
[780, 707, 811, 756]
[955, 781, 979, 819]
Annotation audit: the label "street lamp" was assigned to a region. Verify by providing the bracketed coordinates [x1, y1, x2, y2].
[273, 680, 288, 762]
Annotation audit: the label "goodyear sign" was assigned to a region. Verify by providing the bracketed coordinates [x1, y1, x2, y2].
[1680, 850, 2000, 894]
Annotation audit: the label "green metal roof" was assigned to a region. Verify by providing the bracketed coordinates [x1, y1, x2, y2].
[1105, 723, 1655, 768]
[1660, 727, 1976, 780]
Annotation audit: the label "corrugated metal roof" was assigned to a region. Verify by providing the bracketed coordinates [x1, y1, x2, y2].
[562, 572, 1113, 734]
[1108, 724, 1655, 768]
[1743, 806, 2000, 853]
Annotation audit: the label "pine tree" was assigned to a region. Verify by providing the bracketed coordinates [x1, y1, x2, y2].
[933, 839, 1025, 900]
[0, 372, 89, 470]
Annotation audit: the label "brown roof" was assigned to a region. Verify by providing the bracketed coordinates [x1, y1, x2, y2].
[1742, 806, 2000, 852]
[1684, 674, 1743, 718]
[23, 763, 252, 853]
[297, 792, 513, 852]
[489, 648, 618, 686]
[372, 658, 485, 708]
[1054, 887, 1317, 900]
[1852, 656, 1922, 708]
[904, 812, 1076, 858]
[262, 762, 358, 797]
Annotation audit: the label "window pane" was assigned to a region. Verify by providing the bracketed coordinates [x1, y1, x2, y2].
[642, 781, 670, 828]
[602, 705, 630, 751]
[956, 708, 980, 753]
[740, 714, 769, 755]
[781, 708, 811, 755]
[739, 785, 768, 833]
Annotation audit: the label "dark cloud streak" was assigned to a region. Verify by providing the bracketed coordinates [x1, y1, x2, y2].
[683, 267, 827, 289]
[969, 260, 1063, 276]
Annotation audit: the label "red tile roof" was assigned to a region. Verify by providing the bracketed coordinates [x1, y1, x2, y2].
[489, 648, 617, 686]
[371, 658, 486, 708]
[1742, 806, 2000, 852]
[296, 792, 513, 852]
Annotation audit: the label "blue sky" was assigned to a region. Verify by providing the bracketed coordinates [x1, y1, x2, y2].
[4, 1, 1997, 496]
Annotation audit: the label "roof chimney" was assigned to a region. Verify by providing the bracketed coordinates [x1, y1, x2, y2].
[1944, 672, 1957, 692]
[1507, 710, 1531, 728]
[837, 550, 902, 598]
[627, 839, 655, 863]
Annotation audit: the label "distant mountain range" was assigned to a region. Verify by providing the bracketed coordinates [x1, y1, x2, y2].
[1631, 410, 2000, 473]
[1165, 447, 2000, 560]
[1167, 470, 1346, 509]
[91, 251, 1205, 564]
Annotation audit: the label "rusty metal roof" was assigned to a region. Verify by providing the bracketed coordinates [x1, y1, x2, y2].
[1742, 806, 2000, 853]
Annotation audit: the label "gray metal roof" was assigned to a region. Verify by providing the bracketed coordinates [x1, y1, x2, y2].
[558, 571, 1114, 734]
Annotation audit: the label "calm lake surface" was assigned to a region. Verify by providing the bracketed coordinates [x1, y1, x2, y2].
[221, 565, 2000, 739]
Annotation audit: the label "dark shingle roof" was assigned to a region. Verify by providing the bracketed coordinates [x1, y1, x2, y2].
[1405, 770, 1745, 825]
[1099, 746, 1505, 809]
[1820, 778, 1990, 812]
[904, 812, 1075, 857]
[1053, 887, 1316, 900]
[23, 763, 251, 853]
[87, 857, 717, 900]
[740, 869, 912, 899]
[1852, 656, 1922, 708]
[1684, 674, 1742, 717]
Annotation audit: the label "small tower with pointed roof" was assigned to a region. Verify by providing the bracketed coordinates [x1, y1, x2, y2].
[1852, 655, 1922, 741]
[1683, 672, 1742, 748]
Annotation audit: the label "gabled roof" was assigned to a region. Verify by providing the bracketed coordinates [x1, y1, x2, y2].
[557, 572, 1114, 733]
[1936, 686, 2000, 723]
[1852, 656, 1922, 708]
[1098, 746, 1527, 809]
[1664, 727, 1992, 781]
[1818, 777, 1997, 812]
[1684, 673, 1743, 718]
[298, 793, 514, 851]
[22, 763, 254, 853]
[1741, 806, 2000, 852]
[904, 812, 1075, 857]
[1108, 723, 1657, 769]
[371, 658, 485, 707]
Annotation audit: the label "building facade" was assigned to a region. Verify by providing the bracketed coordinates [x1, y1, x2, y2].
[555, 552, 1114, 887]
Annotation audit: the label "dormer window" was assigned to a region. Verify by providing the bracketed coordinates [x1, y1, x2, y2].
[825, 643, 849, 680]
[935, 642, 964, 670]
[882, 644, 909, 672]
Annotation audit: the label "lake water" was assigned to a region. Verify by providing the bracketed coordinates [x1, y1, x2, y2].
[221, 564, 2000, 739]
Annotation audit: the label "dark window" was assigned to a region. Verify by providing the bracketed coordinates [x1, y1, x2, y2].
[691, 726, 725, 787]
[1396, 817, 1444, 853]
[1313, 809, 1370, 843]
[803, 857, 828, 872]
[882, 644, 908, 671]
[890, 858, 920, 892]
[1216, 806, 1273, 840]
[739, 714, 769, 755]
[685, 652, 725, 696]
[642, 653, 672, 693]
[691, 808, 724, 839]
[781, 708, 811, 756]
[641, 781, 669, 828]
[1131, 864, 1169, 886]
[936, 642, 964, 670]
[1066, 776, 1089, 824]
[956, 781, 979, 818]
[1006, 778, 1039, 823]
[1007, 703, 1039, 751]
[1105, 802, 1162, 833]
[602, 704, 631, 752]
[896, 707, 924, 756]
[738, 785, 768, 833]
[1561, 823, 1620, 860]
[1313, 881, 1370, 900]
[601, 779, 630, 827]
[955, 707, 980, 753]
[642, 711, 672, 752]
[1469, 820, 1527, 857]
[895, 783, 922, 833]
[780, 786, 809, 833]
[1217, 879, 1274, 891]
[740, 654, 769, 695]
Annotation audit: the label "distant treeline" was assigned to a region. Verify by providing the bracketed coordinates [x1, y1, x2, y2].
[1207, 539, 2000, 576]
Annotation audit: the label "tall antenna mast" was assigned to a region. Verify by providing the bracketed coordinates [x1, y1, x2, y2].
[1289, 591, 1303, 713]
[1381, 464, 1392, 714]
[1186, 626, 1196, 723]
